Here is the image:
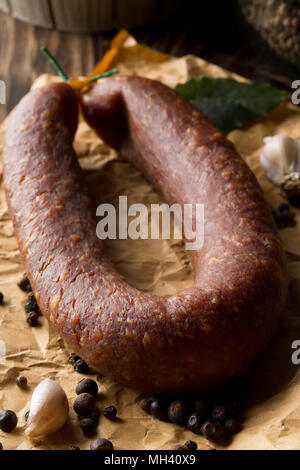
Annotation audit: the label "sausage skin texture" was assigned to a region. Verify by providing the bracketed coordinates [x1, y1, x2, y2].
[4, 78, 287, 393]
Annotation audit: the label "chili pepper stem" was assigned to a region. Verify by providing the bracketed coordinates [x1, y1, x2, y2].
[41, 46, 118, 92]
[41, 46, 69, 82]
[88, 68, 119, 83]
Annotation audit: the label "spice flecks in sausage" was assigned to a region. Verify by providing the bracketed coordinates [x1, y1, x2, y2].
[3, 79, 288, 393]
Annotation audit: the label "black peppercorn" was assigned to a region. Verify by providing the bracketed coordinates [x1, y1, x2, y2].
[0, 293, 3, 305]
[68, 353, 80, 365]
[90, 438, 114, 450]
[184, 440, 197, 450]
[171, 440, 198, 451]
[85, 410, 99, 425]
[18, 274, 32, 293]
[0, 410, 18, 432]
[193, 398, 212, 417]
[139, 397, 153, 414]
[68, 445, 80, 450]
[212, 404, 235, 423]
[80, 417, 97, 434]
[73, 393, 95, 416]
[25, 294, 39, 313]
[272, 204, 296, 229]
[201, 419, 224, 441]
[187, 412, 204, 434]
[16, 375, 27, 389]
[103, 405, 117, 421]
[150, 398, 169, 421]
[168, 400, 190, 425]
[24, 411, 29, 422]
[225, 418, 241, 435]
[289, 194, 300, 208]
[74, 358, 89, 374]
[279, 203, 290, 213]
[26, 311, 39, 326]
[76, 378, 98, 397]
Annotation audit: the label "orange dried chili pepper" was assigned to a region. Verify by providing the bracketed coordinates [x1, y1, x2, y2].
[89, 29, 129, 77]
[41, 29, 128, 94]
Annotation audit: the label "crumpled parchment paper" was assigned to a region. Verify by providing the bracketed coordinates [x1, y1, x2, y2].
[0, 33, 300, 450]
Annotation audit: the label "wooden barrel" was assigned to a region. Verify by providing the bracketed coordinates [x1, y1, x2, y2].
[0, 0, 184, 32]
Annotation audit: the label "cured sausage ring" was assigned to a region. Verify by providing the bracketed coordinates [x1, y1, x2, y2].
[3, 77, 287, 393]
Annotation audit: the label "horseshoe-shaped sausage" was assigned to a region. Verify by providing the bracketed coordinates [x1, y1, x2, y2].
[3, 78, 287, 393]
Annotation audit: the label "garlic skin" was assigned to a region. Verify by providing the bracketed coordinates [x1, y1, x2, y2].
[25, 378, 69, 440]
[260, 134, 300, 196]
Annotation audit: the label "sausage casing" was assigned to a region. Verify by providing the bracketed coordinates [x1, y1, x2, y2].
[3, 78, 287, 393]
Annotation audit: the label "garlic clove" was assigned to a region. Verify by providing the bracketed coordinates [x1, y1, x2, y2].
[260, 134, 300, 197]
[25, 378, 69, 440]
[260, 135, 298, 184]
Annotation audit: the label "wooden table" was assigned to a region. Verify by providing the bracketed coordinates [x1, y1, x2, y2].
[0, 3, 292, 123]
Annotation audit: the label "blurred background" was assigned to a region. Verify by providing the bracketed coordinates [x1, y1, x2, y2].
[0, 0, 298, 122]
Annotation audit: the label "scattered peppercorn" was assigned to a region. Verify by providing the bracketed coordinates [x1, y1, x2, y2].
[90, 438, 114, 450]
[193, 398, 212, 417]
[80, 417, 97, 434]
[289, 194, 300, 208]
[17, 274, 31, 293]
[25, 294, 39, 313]
[73, 393, 96, 416]
[139, 377, 249, 439]
[279, 203, 290, 212]
[171, 440, 197, 451]
[201, 419, 224, 441]
[184, 440, 197, 450]
[0, 293, 3, 305]
[103, 405, 117, 421]
[16, 375, 27, 389]
[68, 353, 80, 365]
[212, 404, 235, 423]
[225, 418, 242, 435]
[68, 445, 80, 450]
[85, 411, 99, 425]
[25, 411, 29, 422]
[168, 400, 190, 425]
[150, 398, 169, 421]
[139, 397, 153, 414]
[76, 378, 98, 397]
[26, 311, 39, 327]
[74, 358, 89, 374]
[0, 410, 18, 432]
[187, 412, 204, 434]
[273, 203, 296, 229]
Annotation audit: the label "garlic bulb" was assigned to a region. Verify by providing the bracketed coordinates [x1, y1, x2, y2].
[260, 134, 300, 197]
[25, 378, 69, 440]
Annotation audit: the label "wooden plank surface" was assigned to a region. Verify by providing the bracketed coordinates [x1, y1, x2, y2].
[0, 3, 292, 123]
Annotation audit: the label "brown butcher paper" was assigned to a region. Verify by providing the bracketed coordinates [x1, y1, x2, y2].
[0, 33, 300, 450]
